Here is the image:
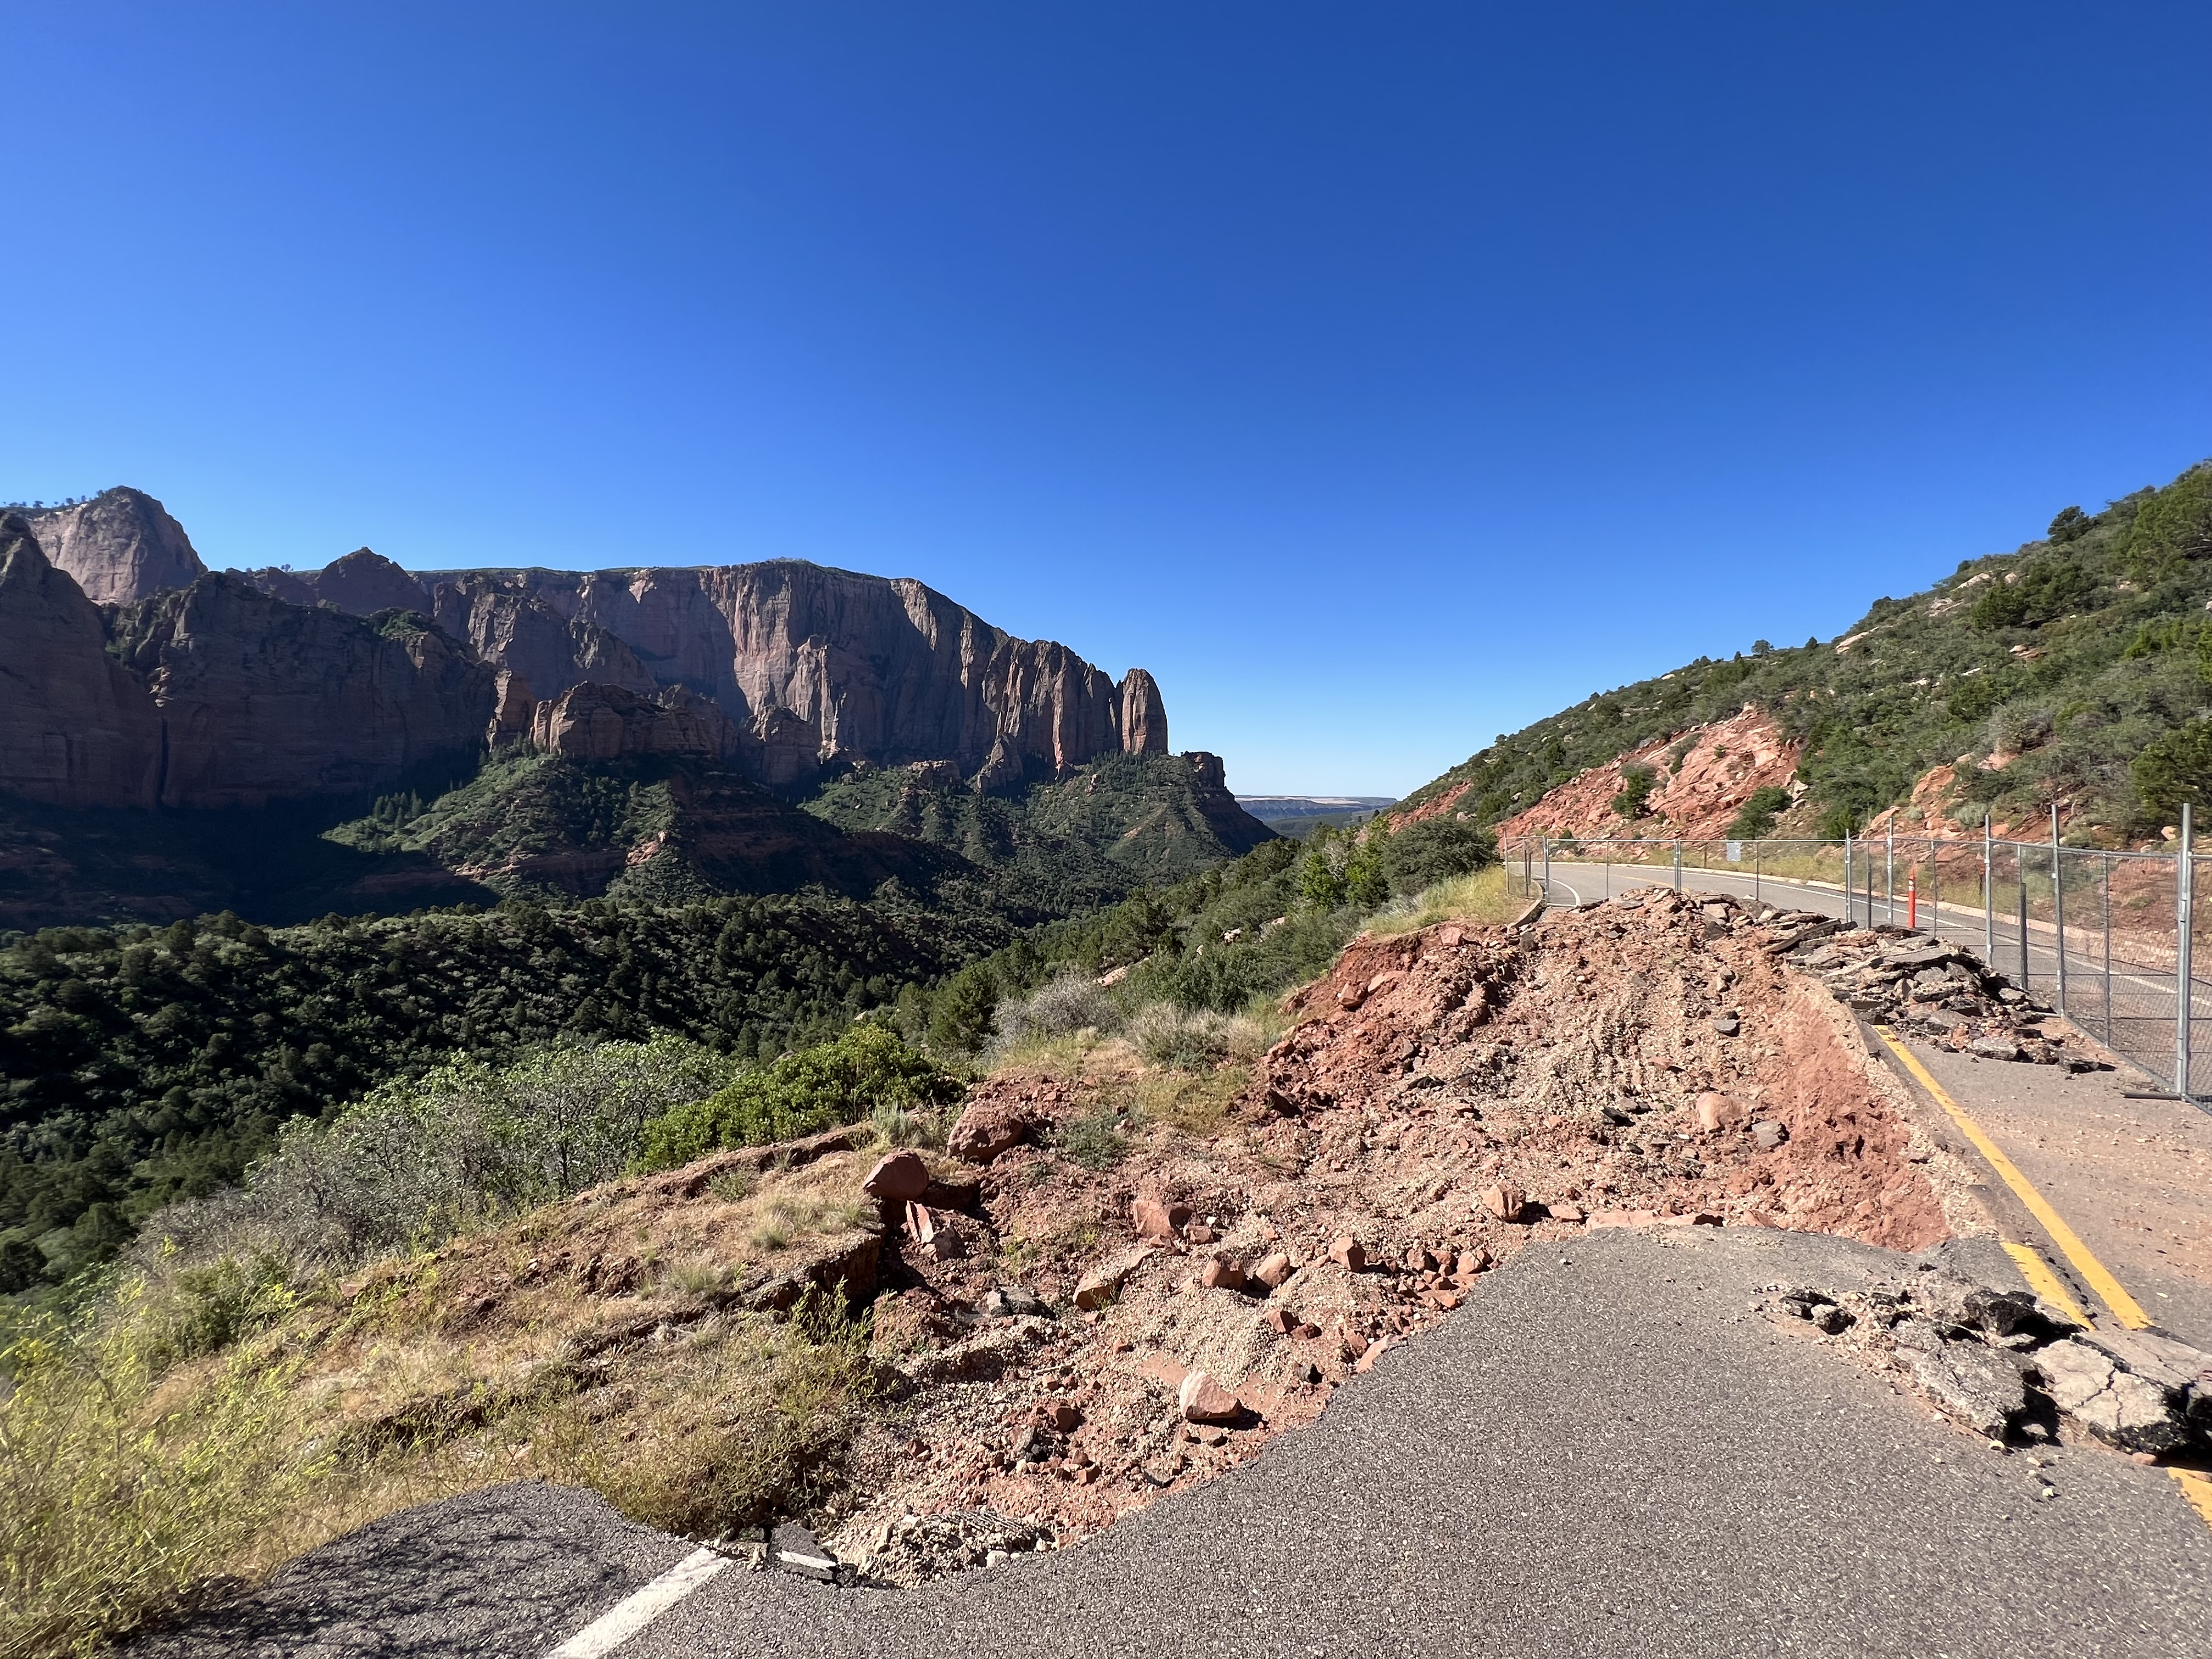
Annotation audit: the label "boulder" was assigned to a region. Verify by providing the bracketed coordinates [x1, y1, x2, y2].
[1480, 1185, 1530, 1223]
[1178, 1370, 1242, 1425]
[1694, 1092, 1749, 1135]
[1199, 1255, 1247, 1293]
[862, 1152, 930, 1202]
[948, 1101, 1032, 1165]
[1251, 1251, 1295, 1290]
[1131, 1197, 1192, 1239]
[1328, 1236, 1368, 1271]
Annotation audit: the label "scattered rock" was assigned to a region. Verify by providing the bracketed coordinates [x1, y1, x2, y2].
[862, 1151, 931, 1202]
[1199, 1255, 1248, 1293]
[1548, 1202, 1585, 1224]
[1177, 1370, 1242, 1425]
[1251, 1250, 1294, 1289]
[1131, 1197, 1192, 1239]
[947, 1101, 1033, 1165]
[1970, 1037, 2023, 1063]
[1712, 1012, 1741, 1037]
[1751, 1119, 1788, 1150]
[1480, 1185, 1530, 1223]
[1073, 1249, 1147, 1311]
[1328, 1236, 1369, 1272]
[1694, 1092, 1748, 1135]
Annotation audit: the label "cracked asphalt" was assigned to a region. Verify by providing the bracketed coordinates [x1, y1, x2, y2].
[141, 1227, 2212, 1659]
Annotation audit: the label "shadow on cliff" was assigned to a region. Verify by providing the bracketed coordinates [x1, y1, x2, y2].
[0, 794, 501, 930]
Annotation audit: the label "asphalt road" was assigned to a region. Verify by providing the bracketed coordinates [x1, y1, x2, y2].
[142, 1229, 2212, 1659]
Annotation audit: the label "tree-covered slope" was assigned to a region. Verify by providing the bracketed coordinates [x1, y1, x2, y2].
[0, 891, 1007, 1286]
[804, 750, 1275, 913]
[1401, 460, 2212, 842]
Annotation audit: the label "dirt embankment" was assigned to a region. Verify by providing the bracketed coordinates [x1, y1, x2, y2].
[818, 888, 1984, 1577]
[1442, 705, 1800, 841]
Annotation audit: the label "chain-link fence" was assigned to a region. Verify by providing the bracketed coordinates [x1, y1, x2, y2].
[1497, 815, 2212, 1109]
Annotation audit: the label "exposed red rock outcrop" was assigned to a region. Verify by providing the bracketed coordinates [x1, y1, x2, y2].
[528, 682, 738, 763]
[430, 575, 657, 702]
[0, 516, 162, 808]
[23, 488, 207, 604]
[1475, 706, 1802, 841]
[5, 490, 1174, 811]
[420, 560, 1161, 789]
[103, 577, 496, 809]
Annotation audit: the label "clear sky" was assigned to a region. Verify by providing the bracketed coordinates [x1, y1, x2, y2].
[4, 4, 2208, 797]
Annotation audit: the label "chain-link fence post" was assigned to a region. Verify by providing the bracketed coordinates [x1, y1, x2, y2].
[1983, 815, 1994, 965]
[2051, 805, 2067, 1016]
[2179, 804, 2194, 1104]
[2017, 874, 2030, 992]
[1673, 839, 1681, 893]
[2103, 853, 2113, 1045]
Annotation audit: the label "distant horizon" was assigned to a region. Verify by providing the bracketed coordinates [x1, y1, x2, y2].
[7, 5, 2206, 797]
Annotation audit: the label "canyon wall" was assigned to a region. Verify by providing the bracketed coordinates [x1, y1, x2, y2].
[408, 560, 1165, 789]
[23, 488, 207, 604]
[1, 517, 494, 811]
[2, 493, 1173, 811]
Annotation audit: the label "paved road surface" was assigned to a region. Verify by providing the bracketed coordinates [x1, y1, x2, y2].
[142, 1229, 2212, 1659]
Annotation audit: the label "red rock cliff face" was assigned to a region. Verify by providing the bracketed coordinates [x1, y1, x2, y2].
[0, 516, 163, 808]
[419, 560, 1163, 789]
[23, 488, 207, 604]
[104, 577, 497, 809]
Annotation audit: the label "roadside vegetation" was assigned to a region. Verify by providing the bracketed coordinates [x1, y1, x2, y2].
[0, 1024, 952, 1658]
[1396, 459, 2212, 844]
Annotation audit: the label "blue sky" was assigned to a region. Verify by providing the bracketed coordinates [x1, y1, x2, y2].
[4, 4, 2208, 796]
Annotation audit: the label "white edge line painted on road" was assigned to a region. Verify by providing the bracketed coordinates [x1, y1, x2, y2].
[546, 1546, 732, 1659]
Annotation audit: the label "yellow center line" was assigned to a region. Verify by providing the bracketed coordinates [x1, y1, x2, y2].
[1997, 1240, 2091, 1327]
[2173, 1470, 2212, 1528]
[1872, 1026, 2153, 1330]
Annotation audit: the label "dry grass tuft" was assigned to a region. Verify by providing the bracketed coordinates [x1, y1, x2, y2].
[1365, 866, 1531, 936]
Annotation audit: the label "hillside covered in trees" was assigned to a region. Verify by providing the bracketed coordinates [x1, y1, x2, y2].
[1398, 460, 2212, 843]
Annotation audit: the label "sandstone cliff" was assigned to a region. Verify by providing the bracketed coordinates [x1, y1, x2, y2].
[0, 517, 496, 813]
[23, 488, 207, 603]
[417, 560, 1164, 789]
[0, 516, 163, 808]
[106, 578, 497, 809]
[528, 683, 739, 763]
[4, 490, 1176, 816]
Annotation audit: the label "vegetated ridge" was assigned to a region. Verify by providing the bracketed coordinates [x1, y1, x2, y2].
[1397, 460, 2212, 844]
